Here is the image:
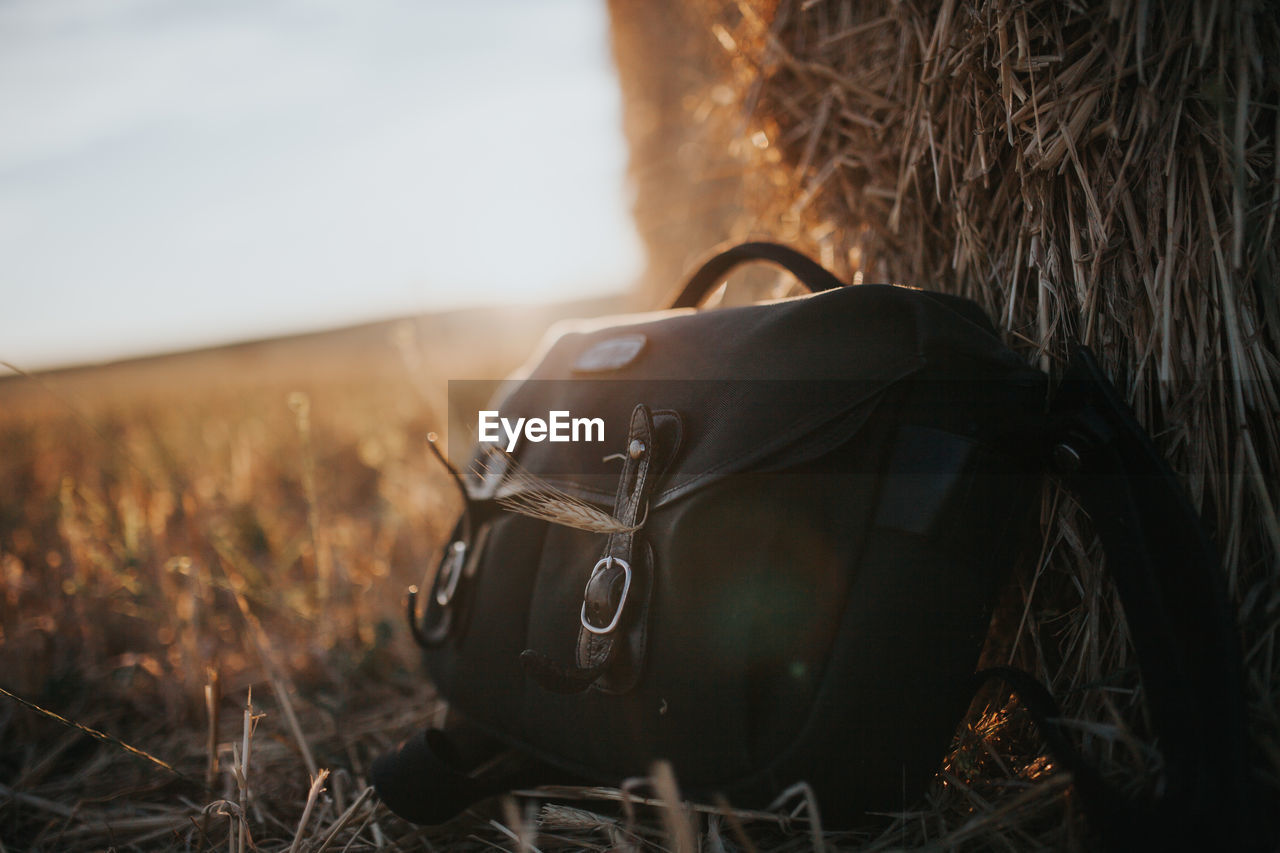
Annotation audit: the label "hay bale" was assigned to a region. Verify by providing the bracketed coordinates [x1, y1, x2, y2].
[608, 0, 792, 305]
[611, 0, 1279, 845]
[607, 0, 734, 302]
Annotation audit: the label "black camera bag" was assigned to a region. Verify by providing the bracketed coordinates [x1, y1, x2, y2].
[373, 243, 1253, 848]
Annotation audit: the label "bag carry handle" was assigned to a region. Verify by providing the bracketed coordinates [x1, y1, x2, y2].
[668, 241, 845, 309]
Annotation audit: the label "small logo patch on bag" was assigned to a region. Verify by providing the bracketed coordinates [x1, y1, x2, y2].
[573, 334, 646, 373]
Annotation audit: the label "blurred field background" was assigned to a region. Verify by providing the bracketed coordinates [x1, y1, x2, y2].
[0, 303, 633, 850]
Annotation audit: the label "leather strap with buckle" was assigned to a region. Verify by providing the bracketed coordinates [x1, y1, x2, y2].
[522, 404, 659, 694]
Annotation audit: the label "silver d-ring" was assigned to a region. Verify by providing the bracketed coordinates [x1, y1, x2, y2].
[580, 556, 632, 635]
[435, 540, 467, 606]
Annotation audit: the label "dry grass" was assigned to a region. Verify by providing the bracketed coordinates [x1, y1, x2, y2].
[0, 331, 452, 850]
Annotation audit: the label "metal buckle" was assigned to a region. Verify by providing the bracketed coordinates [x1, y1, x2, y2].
[435, 541, 467, 606]
[579, 556, 632, 635]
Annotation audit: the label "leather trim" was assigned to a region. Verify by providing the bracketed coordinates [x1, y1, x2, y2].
[576, 405, 656, 693]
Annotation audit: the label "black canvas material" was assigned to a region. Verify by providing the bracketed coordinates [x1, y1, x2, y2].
[372, 244, 1256, 846]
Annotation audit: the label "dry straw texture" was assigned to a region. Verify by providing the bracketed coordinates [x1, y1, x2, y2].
[614, 0, 1279, 846]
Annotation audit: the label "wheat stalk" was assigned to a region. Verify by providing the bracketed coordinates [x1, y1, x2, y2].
[472, 448, 641, 535]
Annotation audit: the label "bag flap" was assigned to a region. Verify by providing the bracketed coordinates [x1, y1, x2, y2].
[464, 284, 1037, 508]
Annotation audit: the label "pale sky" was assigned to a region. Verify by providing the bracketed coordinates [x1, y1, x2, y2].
[0, 0, 643, 369]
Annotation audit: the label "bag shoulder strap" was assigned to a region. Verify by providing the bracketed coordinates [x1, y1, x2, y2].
[667, 242, 845, 309]
[1044, 345, 1257, 849]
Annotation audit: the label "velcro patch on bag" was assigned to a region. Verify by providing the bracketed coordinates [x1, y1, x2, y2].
[572, 334, 646, 372]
